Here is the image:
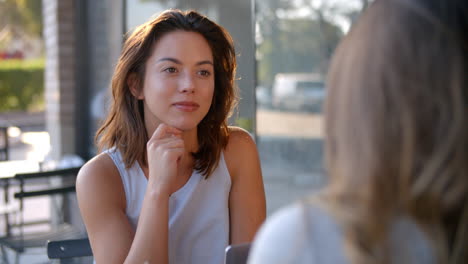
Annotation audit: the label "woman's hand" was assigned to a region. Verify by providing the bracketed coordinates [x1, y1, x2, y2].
[146, 123, 184, 197]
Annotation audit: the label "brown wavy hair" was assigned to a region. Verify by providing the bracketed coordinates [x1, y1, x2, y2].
[323, 0, 468, 263]
[96, 9, 238, 177]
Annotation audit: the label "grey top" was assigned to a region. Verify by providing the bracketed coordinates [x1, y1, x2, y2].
[248, 202, 435, 264]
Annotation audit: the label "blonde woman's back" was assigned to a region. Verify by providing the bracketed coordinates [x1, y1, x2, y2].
[249, 203, 436, 264]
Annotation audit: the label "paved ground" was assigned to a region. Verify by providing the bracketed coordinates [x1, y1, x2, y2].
[257, 109, 324, 138]
[0, 109, 327, 263]
[256, 109, 327, 214]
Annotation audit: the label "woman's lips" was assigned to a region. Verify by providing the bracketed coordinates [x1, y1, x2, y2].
[173, 101, 200, 112]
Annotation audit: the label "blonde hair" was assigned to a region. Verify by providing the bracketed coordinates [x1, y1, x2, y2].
[323, 0, 468, 263]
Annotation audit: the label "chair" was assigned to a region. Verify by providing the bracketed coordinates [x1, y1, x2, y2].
[0, 126, 9, 161]
[47, 237, 92, 259]
[48, 239, 249, 263]
[47, 239, 249, 263]
[225, 243, 251, 264]
[0, 166, 83, 264]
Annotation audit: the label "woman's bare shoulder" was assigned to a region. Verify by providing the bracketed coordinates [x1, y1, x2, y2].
[77, 152, 118, 184]
[224, 126, 260, 179]
[225, 126, 256, 157]
[76, 152, 125, 208]
[226, 126, 256, 153]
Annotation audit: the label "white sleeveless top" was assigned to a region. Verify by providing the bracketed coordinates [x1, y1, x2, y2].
[104, 148, 231, 264]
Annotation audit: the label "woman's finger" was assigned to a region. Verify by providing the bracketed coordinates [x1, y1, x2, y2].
[150, 123, 182, 140]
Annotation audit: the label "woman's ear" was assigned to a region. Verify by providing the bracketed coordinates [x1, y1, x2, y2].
[127, 73, 144, 99]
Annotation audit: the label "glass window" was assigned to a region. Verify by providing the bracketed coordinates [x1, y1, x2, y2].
[255, 0, 373, 214]
[125, 0, 373, 216]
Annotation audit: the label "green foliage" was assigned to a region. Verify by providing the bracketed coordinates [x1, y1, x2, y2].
[17, 0, 43, 36]
[257, 18, 343, 87]
[0, 0, 42, 36]
[0, 59, 44, 111]
[0, 0, 43, 52]
[235, 118, 253, 133]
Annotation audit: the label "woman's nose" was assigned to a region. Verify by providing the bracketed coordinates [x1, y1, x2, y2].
[179, 73, 195, 93]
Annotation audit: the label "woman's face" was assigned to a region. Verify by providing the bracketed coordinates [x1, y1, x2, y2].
[134, 30, 215, 132]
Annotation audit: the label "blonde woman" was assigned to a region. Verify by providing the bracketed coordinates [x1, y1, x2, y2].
[249, 0, 467, 263]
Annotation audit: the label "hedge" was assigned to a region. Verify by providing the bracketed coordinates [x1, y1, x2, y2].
[0, 59, 45, 111]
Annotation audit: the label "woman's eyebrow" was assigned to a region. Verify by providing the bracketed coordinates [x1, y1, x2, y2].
[196, 60, 213, 66]
[156, 57, 182, 64]
[156, 57, 213, 66]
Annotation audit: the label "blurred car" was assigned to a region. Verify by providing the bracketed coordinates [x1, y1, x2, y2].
[256, 85, 272, 109]
[272, 73, 325, 112]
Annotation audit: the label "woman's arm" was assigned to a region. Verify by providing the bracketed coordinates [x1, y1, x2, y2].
[77, 125, 183, 264]
[225, 127, 267, 244]
[77, 154, 137, 263]
[77, 157, 170, 263]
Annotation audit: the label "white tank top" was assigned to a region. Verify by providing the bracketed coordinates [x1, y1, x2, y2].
[104, 148, 231, 264]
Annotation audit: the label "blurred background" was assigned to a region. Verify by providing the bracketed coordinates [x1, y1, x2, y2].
[0, 0, 371, 262]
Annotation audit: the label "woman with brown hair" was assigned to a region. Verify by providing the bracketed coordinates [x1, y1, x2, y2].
[249, 0, 467, 263]
[76, 9, 266, 264]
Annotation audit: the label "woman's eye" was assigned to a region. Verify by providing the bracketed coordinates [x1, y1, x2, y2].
[198, 70, 211, 77]
[163, 67, 177, 73]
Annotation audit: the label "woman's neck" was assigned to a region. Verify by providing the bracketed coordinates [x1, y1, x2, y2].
[177, 129, 198, 176]
[180, 128, 199, 154]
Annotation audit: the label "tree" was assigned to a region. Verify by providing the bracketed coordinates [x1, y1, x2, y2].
[139, 0, 213, 11]
[257, 18, 342, 87]
[256, 0, 371, 88]
[256, 0, 343, 87]
[0, 0, 43, 52]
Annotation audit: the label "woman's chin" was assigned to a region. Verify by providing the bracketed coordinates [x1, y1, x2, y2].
[169, 122, 199, 132]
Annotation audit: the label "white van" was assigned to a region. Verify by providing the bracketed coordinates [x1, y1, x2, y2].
[272, 73, 325, 112]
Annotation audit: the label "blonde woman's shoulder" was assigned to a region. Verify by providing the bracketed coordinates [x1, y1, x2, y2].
[248, 204, 314, 264]
[248, 203, 347, 264]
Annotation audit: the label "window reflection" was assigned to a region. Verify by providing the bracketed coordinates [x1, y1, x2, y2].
[255, 0, 372, 214]
[126, 0, 166, 30]
[126, 0, 219, 32]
